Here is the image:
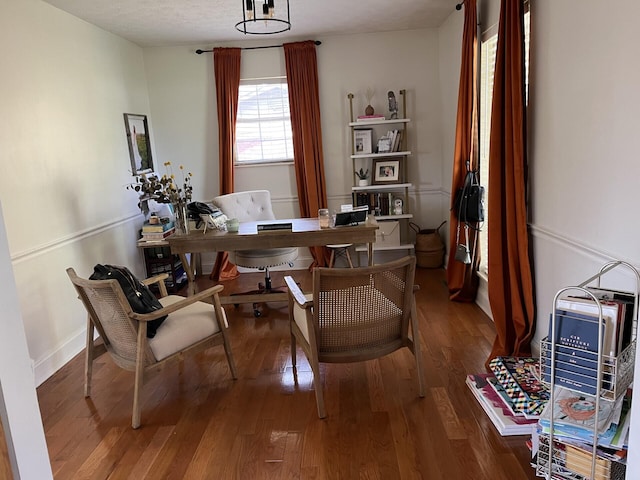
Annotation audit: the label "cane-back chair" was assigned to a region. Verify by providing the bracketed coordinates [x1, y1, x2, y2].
[67, 268, 237, 428]
[284, 256, 425, 418]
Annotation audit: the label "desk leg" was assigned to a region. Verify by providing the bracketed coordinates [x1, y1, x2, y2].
[179, 253, 196, 296]
[367, 242, 374, 266]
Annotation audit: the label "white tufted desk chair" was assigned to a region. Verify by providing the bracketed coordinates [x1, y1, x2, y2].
[212, 190, 298, 317]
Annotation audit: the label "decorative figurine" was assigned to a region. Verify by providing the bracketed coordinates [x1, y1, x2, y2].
[394, 197, 403, 215]
[388, 91, 398, 119]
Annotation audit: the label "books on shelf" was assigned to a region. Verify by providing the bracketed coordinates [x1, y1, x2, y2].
[142, 220, 174, 233]
[465, 373, 538, 436]
[488, 356, 550, 416]
[375, 129, 404, 154]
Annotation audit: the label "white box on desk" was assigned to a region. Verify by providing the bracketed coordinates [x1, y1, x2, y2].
[375, 220, 400, 246]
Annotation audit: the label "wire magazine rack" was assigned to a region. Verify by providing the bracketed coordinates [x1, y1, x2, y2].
[537, 260, 639, 480]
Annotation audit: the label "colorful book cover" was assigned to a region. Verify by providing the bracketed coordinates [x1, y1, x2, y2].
[489, 356, 550, 415]
[465, 373, 537, 436]
[539, 386, 625, 442]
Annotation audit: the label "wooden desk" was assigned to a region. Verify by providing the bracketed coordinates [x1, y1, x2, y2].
[167, 218, 378, 303]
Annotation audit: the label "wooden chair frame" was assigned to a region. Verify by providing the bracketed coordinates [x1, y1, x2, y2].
[67, 268, 238, 429]
[285, 256, 425, 418]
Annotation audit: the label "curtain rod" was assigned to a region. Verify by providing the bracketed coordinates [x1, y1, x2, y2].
[195, 40, 321, 55]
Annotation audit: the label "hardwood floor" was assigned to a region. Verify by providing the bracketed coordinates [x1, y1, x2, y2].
[37, 267, 538, 479]
[0, 417, 13, 479]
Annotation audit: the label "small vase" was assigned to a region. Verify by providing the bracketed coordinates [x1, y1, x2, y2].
[365, 105, 374, 116]
[173, 203, 189, 235]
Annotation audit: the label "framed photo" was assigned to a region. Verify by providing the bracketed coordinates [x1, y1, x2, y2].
[373, 158, 403, 184]
[124, 113, 154, 175]
[353, 129, 373, 154]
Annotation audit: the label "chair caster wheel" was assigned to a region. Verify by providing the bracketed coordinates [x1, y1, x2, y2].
[253, 309, 262, 317]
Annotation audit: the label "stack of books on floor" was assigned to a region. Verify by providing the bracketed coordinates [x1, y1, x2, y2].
[466, 356, 549, 436]
[140, 219, 175, 242]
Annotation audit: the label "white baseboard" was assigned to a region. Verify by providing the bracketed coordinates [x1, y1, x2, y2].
[33, 328, 86, 387]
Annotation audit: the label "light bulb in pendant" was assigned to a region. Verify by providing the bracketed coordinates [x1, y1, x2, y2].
[268, 0, 275, 17]
[246, 0, 254, 20]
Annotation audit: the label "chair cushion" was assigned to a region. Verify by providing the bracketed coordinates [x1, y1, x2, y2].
[292, 294, 314, 342]
[231, 247, 298, 269]
[148, 295, 227, 361]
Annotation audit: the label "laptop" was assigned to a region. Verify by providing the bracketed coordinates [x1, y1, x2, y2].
[333, 206, 368, 226]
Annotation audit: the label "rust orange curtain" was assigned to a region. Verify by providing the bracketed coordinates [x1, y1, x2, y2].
[446, 0, 480, 302]
[283, 41, 329, 268]
[210, 47, 241, 281]
[486, 0, 535, 363]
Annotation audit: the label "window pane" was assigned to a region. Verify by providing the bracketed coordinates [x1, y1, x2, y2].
[236, 79, 294, 164]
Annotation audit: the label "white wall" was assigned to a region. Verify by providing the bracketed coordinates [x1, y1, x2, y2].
[0, 0, 152, 385]
[0, 201, 52, 479]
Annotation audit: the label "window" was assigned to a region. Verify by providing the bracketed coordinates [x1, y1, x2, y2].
[235, 78, 294, 165]
[478, 9, 530, 277]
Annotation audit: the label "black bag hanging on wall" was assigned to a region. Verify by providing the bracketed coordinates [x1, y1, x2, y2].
[452, 162, 485, 224]
[89, 264, 167, 338]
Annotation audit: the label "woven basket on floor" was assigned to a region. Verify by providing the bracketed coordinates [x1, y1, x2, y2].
[410, 221, 446, 268]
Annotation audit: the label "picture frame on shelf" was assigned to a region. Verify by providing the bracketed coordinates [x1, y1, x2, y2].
[354, 129, 373, 154]
[373, 157, 403, 184]
[124, 113, 154, 175]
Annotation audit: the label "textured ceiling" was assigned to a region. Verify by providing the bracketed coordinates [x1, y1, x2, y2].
[40, 0, 458, 47]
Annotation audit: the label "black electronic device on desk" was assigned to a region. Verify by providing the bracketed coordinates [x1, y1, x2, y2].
[334, 206, 368, 227]
[257, 222, 293, 232]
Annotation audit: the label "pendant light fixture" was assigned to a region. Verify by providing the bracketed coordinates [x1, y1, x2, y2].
[236, 0, 291, 35]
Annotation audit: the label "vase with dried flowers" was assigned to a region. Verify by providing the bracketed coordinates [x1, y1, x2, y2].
[364, 87, 375, 116]
[128, 161, 193, 234]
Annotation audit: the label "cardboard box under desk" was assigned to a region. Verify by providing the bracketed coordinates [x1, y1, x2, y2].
[375, 220, 401, 246]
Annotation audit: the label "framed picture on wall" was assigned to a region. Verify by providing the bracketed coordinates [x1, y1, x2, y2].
[124, 113, 154, 175]
[373, 157, 402, 184]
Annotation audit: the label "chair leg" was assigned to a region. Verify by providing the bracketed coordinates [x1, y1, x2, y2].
[290, 331, 297, 368]
[310, 357, 326, 418]
[345, 248, 354, 268]
[213, 296, 238, 379]
[132, 323, 147, 429]
[410, 301, 426, 398]
[84, 316, 94, 398]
